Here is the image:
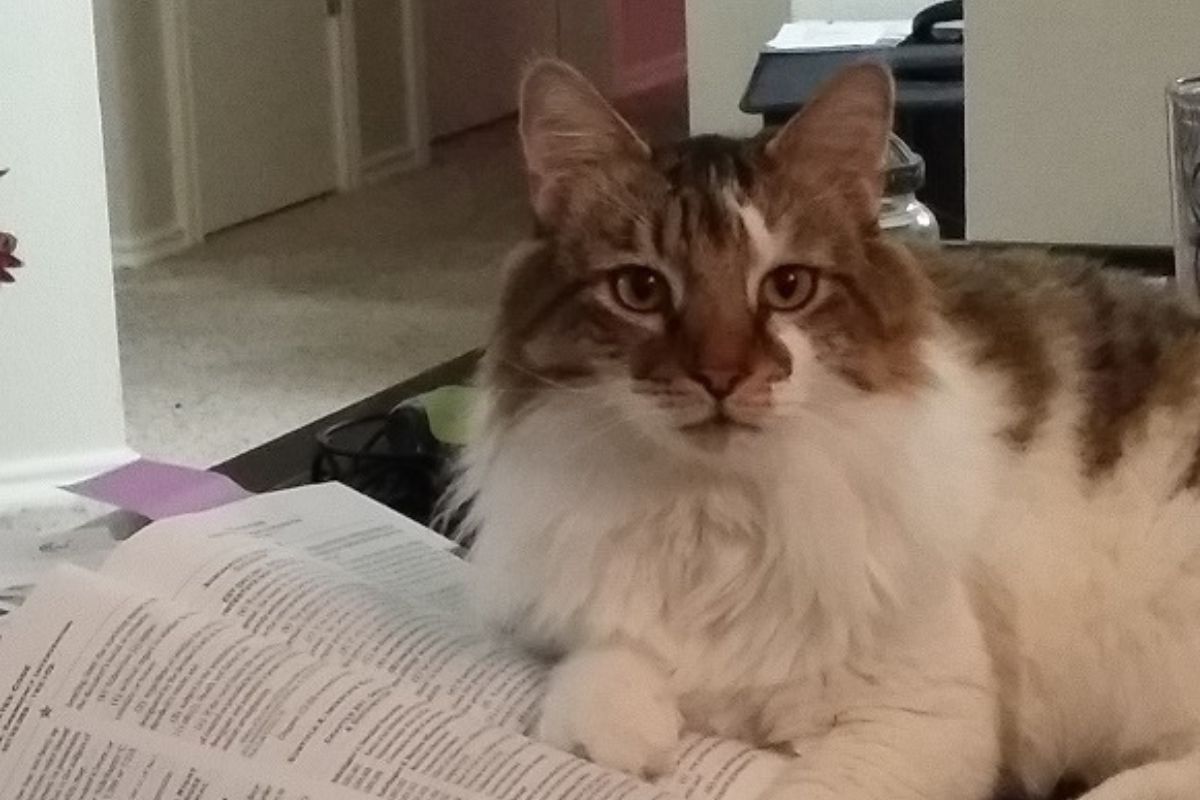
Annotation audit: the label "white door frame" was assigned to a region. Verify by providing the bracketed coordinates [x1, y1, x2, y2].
[158, 0, 364, 246]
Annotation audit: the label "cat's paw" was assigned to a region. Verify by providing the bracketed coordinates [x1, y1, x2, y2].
[535, 646, 682, 779]
[758, 683, 837, 749]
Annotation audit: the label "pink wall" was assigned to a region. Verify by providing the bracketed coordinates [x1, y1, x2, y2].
[609, 0, 687, 96]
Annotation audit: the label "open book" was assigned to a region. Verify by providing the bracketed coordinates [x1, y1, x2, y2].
[0, 483, 786, 799]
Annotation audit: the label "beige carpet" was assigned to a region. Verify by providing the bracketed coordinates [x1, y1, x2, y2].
[116, 123, 525, 467]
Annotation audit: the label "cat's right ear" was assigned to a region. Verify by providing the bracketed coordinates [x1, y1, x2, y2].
[519, 59, 650, 225]
[765, 63, 894, 226]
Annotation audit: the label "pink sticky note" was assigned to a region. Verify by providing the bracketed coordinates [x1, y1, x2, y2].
[65, 459, 252, 520]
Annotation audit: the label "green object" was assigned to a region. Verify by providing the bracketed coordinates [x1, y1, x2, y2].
[418, 385, 477, 446]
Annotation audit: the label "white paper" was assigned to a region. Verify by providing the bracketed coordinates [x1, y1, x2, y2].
[766, 19, 910, 51]
[121, 483, 468, 608]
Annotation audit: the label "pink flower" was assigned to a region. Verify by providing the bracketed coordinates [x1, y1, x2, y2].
[0, 231, 21, 284]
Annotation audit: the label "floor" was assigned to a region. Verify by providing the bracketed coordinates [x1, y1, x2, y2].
[116, 124, 525, 467]
[115, 80, 688, 469]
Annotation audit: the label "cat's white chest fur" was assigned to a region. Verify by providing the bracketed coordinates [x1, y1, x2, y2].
[472, 472, 803, 694]
[461, 338, 1006, 736]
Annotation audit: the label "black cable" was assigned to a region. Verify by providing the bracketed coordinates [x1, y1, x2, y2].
[312, 402, 459, 533]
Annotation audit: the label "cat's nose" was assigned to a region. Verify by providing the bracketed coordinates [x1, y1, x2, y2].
[693, 369, 743, 400]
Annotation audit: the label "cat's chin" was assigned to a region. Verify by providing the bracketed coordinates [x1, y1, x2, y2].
[677, 417, 761, 453]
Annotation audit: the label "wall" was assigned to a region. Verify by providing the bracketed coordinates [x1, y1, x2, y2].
[96, 0, 422, 264]
[966, 1, 1199, 245]
[560, 0, 688, 99]
[608, 0, 686, 96]
[686, 0, 789, 135]
[0, 0, 132, 504]
[559, 0, 619, 96]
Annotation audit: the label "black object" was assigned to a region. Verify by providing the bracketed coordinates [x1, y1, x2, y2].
[312, 400, 460, 530]
[216, 351, 480, 493]
[904, 0, 963, 46]
[741, 4, 965, 236]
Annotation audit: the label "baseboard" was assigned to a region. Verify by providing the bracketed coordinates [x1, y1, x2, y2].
[111, 222, 193, 268]
[616, 51, 687, 98]
[0, 447, 138, 510]
[360, 143, 429, 185]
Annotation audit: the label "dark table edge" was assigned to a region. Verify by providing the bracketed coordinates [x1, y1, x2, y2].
[942, 240, 1174, 276]
[211, 242, 1173, 493]
[212, 350, 482, 493]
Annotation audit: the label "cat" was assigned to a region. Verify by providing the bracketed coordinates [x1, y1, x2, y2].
[449, 58, 1200, 800]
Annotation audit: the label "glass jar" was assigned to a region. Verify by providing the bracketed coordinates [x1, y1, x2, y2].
[880, 134, 940, 242]
[1168, 75, 1200, 304]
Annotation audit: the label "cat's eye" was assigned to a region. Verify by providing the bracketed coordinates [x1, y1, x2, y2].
[609, 266, 670, 313]
[760, 265, 818, 311]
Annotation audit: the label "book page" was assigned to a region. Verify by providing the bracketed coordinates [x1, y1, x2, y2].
[0, 566, 681, 800]
[0, 711, 367, 800]
[139, 482, 468, 606]
[100, 486, 544, 730]
[96, 484, 788, 799]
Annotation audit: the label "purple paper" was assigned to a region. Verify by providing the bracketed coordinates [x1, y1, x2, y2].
[64, 458, 252, 520]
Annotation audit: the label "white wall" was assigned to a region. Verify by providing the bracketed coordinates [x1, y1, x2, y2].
[966, 1, 1199, 245]
[0, 0, 132, 504]
[686, 0, 789, 135]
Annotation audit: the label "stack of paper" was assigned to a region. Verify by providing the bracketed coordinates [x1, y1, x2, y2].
[766, 19, 911, 51]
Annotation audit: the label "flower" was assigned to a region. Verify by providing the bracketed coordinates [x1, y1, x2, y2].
[0, 167, 21, 285]
[0, 231, 21, 284]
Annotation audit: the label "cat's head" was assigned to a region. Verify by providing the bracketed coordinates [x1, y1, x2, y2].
[485, 60, 934, 463]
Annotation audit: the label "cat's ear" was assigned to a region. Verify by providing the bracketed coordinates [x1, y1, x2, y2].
[765, 63, 895, 224]
[519, 59, 650, 224]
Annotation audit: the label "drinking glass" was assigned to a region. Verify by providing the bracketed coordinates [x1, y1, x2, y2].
[1168, 76, 1200, 302]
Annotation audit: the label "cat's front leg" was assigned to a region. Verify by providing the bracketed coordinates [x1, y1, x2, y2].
[535, 644, 683, 778]
[757, 593, 1000, 800]
[756, 675, 998, 800]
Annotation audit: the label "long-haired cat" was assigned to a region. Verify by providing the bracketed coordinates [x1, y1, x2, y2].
[451, 59, 1200, 800]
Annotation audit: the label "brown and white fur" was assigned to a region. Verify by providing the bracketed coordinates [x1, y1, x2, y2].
[451, 60, 1200, 800]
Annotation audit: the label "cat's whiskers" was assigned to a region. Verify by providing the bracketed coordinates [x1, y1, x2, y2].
[497, 359, 603, 395]
[548, 404, 683, 461]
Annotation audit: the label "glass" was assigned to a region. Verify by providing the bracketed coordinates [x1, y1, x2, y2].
[1168, 76, 1200, 302]
[880, 194, 940, 242]
[880, 134, 940, 242]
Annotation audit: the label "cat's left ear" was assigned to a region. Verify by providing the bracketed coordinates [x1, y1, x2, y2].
[765, 63, 895, 225]
[519, 59, 651, 225]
